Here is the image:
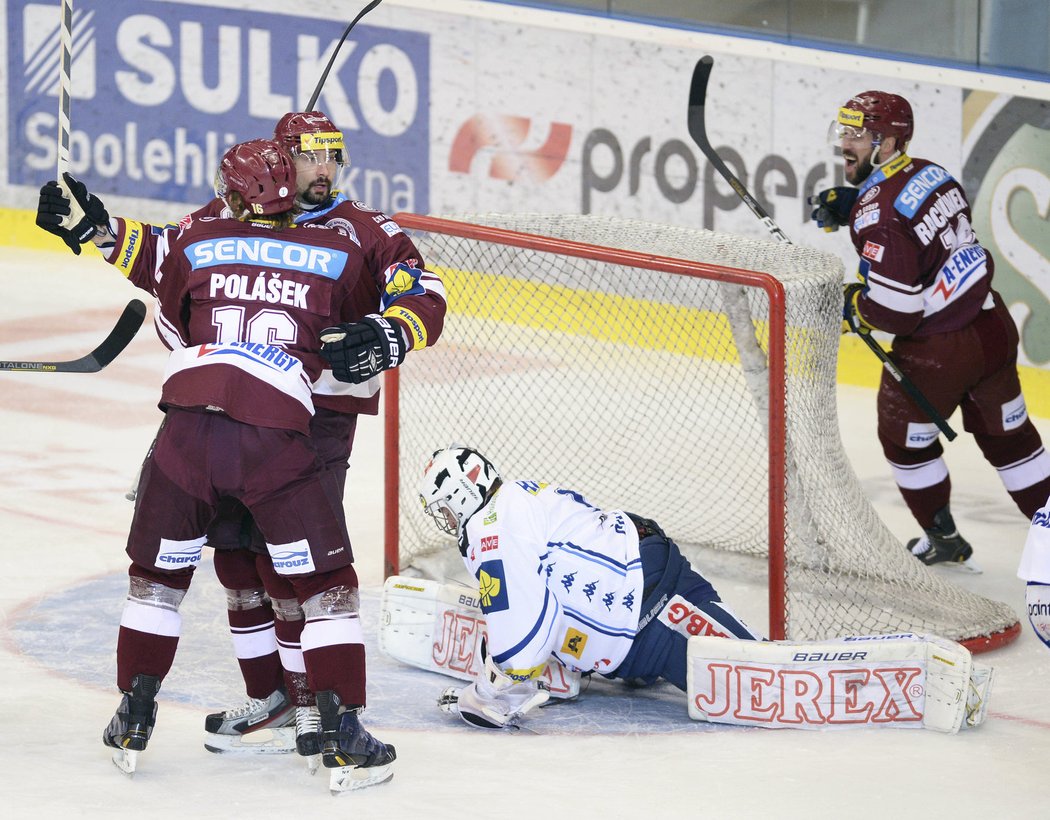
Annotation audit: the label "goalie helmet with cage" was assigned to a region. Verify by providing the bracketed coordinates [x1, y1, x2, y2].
[215, 139, 297, 215]
[829, 91, 914, 149]
[419, 447, 502, 537]
[273, 111, 348, 166]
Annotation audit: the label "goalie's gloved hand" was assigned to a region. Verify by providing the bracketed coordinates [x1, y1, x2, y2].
[808, 186, 859, 232]
[842, 282, 871, 335]
[437, 651, 550, 729]
[320, 314, 408, 384]
[36, 172, 110, 255]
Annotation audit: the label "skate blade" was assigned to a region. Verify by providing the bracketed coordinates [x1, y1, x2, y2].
[112, 748, 138, 775]
[305, 753, 321, 775]
[329, 763, 394, 794]
[204, 727, 296, 755]
[940, 556, 983, 575]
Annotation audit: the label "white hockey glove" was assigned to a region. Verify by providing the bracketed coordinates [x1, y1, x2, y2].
[438, 651, 550, 730]
[319, 314, 408, 384]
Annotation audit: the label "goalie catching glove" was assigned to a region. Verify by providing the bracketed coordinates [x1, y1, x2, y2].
[808, 186, 859, 232]
[438, 645, 550, 730]
[36, 172, 110, 255]
[320, 314, 408, 384]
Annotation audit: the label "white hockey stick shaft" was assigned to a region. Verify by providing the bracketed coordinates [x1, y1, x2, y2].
[57, 0, 74, 175]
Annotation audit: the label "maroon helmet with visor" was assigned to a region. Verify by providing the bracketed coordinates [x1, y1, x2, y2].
[215, 139, 297, 215]
[831, 90, 914, 148]
[273, 111, 348, 165]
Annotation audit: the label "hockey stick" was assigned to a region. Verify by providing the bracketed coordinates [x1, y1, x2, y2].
[305, 0, 384, 112]
[687, 55, 956, 441]
[0, 299, 147, 373]
[57, 0, 73, 175]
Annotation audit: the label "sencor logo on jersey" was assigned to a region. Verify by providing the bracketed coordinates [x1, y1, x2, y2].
[186, 237, 348, 279]
[477, 561, 510, 613]
[895, 164, 952, 217]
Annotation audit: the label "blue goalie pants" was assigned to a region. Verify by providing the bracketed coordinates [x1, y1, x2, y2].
[612, 524, 761, 691]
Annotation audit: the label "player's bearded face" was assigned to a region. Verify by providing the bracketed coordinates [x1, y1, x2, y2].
[294, 151, 339, 206]
[840, 133, 875, 185]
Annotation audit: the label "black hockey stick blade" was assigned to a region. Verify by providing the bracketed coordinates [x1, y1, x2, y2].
[306, 0, 384, 111]
[1, 298, 147, 373]
[687, 56, 790, 242]
[685, 54, 956, 440]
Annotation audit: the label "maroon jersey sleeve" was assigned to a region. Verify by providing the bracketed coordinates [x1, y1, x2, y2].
[301, 199, 446, 351]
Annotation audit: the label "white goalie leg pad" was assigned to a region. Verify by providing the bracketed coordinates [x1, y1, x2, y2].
[686, 633, 993, 734]
[379, 575, 580, 698]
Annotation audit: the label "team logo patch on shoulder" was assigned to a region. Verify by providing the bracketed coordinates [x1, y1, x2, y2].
[483, 509, 498, 525]
[862, 241, 885, 262]
[477, 561, 509, 613]
[321, 218, 361, 247]
[561, 627, 588, 659]
[516, 480, 548, 495]
[859, 185, 880, 204]
[384, 263, 425, 300]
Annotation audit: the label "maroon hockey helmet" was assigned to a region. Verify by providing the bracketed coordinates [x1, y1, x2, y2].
[834, 91, 914, 147]
[215, 139, 297, 215]
[273, 111, 347, 165]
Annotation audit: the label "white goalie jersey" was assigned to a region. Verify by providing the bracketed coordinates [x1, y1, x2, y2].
[460, 480, 644, 680]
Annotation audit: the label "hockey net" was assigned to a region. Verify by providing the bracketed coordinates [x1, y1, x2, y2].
[383, 213, 1018, 653]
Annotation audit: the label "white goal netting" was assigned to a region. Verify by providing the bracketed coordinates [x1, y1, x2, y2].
[385, 213, 1018, 650]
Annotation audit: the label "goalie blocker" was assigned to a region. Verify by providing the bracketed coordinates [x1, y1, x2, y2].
[687, 633, 993, 734]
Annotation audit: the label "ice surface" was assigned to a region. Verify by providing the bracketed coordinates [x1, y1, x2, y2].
[1, 247, 1046, 818]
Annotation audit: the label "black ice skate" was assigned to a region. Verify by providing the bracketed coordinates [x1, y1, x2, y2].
[103, 673, 160, 775]
[203, 686, 296, 754]
[906, 506, 978, 572]
[315, 690, 396, 793]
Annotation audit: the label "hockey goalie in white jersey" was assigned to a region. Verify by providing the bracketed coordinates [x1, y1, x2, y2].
[391, 446, 993, 734]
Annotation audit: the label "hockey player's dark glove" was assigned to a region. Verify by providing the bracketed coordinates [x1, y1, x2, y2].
[36, 172, 110, 255]
[808, 186, 859, 232]
[842, 282, 872, 335]
[320, 314, 408, 384]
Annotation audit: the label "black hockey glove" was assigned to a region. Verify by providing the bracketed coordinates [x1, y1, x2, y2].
[842, 282, 870, 335]
[36, 172, 110, 255]
[808, 186, 859, 232]
[320, 314, 408, 384]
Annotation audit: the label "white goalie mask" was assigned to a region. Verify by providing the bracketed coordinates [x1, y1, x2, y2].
[419, 447, 502, 537]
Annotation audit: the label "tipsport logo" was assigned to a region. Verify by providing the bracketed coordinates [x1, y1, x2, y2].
[10, 0, 430, 212]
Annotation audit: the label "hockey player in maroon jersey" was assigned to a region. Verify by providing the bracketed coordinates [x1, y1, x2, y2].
[37, 111, 445, 758]
[40, 140, 406, 790]
[809, 91, 1050, 569]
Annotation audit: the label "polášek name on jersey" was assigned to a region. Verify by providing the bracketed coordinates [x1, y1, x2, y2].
[185, 236, 349, 280]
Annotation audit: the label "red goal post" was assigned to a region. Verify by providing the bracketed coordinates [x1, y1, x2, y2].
[382, 212, 1019, 653]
